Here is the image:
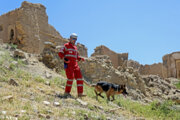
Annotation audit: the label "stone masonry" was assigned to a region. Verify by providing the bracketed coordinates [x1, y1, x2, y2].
[162, 52, 180, 79]
[91, 45, 128, 68]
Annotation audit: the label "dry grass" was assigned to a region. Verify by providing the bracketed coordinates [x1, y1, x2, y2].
[1, 45, 179, 120]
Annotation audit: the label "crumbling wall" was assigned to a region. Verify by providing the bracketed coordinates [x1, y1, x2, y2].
[139, 63, 164, 78]
[127, 60, 141, 70]
[91, 45, 128, 68]
[0, 7, 21, 45]
[162, 52, 180, 78]
[77, 43, 88, 57]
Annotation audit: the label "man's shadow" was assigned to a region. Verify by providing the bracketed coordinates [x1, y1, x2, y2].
[55, 93, 75, 99]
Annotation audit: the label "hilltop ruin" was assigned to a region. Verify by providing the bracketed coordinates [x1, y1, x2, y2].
[0, 1, 87, 56]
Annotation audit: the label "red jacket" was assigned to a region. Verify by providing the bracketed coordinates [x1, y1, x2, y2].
[58, 42, 82, 61]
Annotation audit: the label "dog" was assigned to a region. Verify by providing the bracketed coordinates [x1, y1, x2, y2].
[84, 81, 128, 101]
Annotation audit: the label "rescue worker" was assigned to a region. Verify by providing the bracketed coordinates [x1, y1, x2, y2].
[58, 33, 86, 97]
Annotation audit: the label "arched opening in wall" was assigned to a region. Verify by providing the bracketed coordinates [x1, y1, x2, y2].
[9, 29, 14, 43]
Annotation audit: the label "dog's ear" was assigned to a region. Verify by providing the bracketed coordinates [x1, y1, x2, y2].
[121, 85, 126, 89]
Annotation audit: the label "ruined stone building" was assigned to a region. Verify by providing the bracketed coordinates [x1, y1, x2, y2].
[91, 45, 180, 79]
[130, 52, 180, 79]
[91, 45, 128, 68]
[162, 52, 180, 79]
[0, 1, 87, 57]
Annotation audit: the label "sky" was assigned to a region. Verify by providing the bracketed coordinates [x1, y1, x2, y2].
[0, 0, 180, 65]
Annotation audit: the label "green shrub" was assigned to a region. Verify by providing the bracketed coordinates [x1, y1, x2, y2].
[175, 81, 180, 89]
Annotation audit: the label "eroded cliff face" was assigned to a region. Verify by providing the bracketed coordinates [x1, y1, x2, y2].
[0, 1, 87, 57]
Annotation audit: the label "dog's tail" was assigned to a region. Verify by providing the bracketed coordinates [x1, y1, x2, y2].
[83, 80, 96, 88]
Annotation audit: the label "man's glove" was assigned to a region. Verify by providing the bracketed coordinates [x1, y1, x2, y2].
[81, 57, 85, 61]
[64, 58, 70, 69]
[64, 58, 70, 63]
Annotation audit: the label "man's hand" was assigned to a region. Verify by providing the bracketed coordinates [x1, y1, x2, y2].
[81, 57, 85, 62]
[64, 58, 70, 63]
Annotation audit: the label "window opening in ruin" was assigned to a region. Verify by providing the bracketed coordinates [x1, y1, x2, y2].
[0, 25, 3, 31]
[9, 29, 14, 43]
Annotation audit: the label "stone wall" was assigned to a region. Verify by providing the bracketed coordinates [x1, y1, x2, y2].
[162, 52, 180, 78]
[139, 63, 164, 77]
[127, 59, 141, 70]
[0, 1, 87, 57]
[136, 52, 180, 79]
[77, 43, 88, 57]
[91, 45, 128, 68]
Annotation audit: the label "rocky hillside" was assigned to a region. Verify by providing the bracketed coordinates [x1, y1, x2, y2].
[41, 42, 180, 104]
[0, 44, 142, 120]
[0, 44, 180, 120]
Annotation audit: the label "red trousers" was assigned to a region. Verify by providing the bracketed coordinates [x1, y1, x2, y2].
[65, 61, 83, 94]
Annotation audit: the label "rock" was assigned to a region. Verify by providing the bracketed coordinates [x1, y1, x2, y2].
[9, 79, 19, 86]
[93, 105, 103, 110]
[2, 95, 13, 101]
[47, 110, 53, 113]
[71, 111, 76, 115]
[135, 117, 146, 120]
[53, 102, 60, 106]
[43, 101, 50, 105]
[45, 71, 52, 79]
[76, 98, 88, 106]
[45, 81, 50, 86]
[12, 61, 18, 65]
[38, 113, 46, 118]
[14, 50, 26, 59]
[20, 110, 26, 113]
[83, 113, 89, 120]
[170, 105, 180, 111]
[46, 115, 51, 119]
[106, 117, 111, 120]
[60, 86, 65, 89]
[2, 111, 7, 115]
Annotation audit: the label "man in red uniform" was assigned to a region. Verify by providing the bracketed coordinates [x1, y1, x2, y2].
[58, 33, 86, 97]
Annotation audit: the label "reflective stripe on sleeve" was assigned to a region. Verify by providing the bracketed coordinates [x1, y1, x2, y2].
[65, 54, 77, 58]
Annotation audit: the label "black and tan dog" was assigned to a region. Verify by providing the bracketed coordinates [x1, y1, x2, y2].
[84, 81, 128, 101]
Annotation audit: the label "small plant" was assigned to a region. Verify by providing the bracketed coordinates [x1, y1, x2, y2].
[9, 43, 17, 49]
[60, 69, 66, 77]
[34, 76, 45, 83]
[175, 81, 180, 89]
[50, 77, 66, 88]
[9, 63, 16, 70]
